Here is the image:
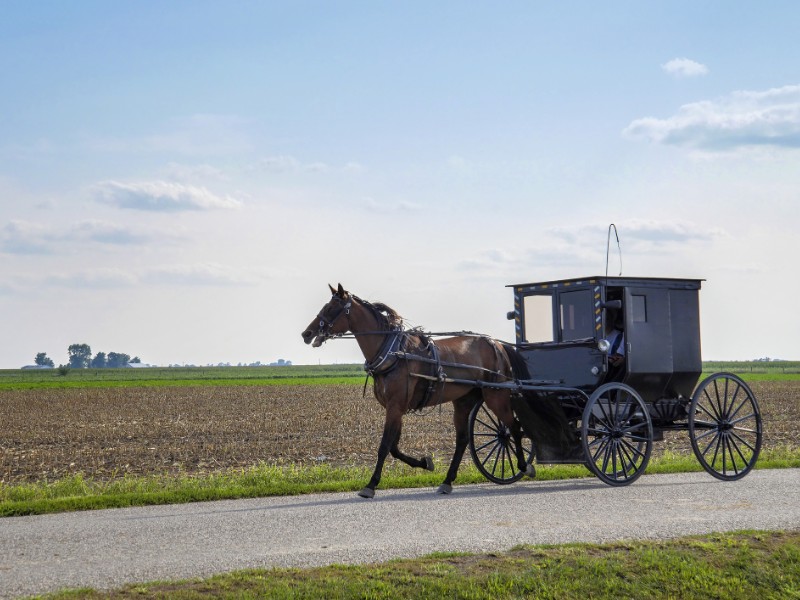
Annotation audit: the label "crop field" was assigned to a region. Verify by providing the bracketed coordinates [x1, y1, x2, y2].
[1, 372, 798, 484]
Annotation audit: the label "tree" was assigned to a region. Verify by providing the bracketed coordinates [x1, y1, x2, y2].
[67, 344, 92, 369]
[90, 352, 107, 368]
[106, 352, 131, 368]
[34, 352, 55, 367]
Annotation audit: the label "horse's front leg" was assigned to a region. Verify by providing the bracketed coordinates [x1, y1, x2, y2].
[358, 408, 403, 499]
[390, 440, 435, 472]
[438, 393, 479, 494]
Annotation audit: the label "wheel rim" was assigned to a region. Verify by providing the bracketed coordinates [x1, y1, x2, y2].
[689, 374, 762, 481]
[582, 384, 652, 486]
[469, 401, 533, 484]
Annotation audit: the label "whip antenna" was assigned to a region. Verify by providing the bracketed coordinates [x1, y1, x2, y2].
[605, 224, 622, 277]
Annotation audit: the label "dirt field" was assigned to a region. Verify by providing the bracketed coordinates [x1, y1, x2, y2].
[1, 381, 798, 484]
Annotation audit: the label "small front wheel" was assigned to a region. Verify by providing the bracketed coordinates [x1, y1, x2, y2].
[468, 400, 534, 484]
[689, 373, 762, 481]
[581, 383, 653, 486]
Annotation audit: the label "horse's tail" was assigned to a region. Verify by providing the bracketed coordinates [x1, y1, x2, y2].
[501, 342, 530, 381]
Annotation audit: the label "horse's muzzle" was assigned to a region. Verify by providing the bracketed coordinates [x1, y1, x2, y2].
[301, 329, 324, 347]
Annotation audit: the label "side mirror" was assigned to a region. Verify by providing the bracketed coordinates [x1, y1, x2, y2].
[601, 300, 622, 310]
[506, 311, 516, 320]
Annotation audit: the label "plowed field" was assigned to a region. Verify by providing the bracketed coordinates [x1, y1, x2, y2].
[1, 381, 797, 483]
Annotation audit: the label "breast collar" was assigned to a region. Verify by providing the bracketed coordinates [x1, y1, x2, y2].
[364, 328, 405, 377]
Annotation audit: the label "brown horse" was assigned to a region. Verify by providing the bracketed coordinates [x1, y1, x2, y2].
[301, 284, 530, 498]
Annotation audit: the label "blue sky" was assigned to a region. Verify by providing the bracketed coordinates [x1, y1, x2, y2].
[2, 2, 799, 367]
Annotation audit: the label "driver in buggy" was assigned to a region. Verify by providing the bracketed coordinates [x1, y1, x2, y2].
[604, 308, 625, 382]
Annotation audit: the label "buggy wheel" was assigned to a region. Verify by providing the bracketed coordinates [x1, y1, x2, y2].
[581, 383, 653, 486]
[468, 400, 534, 484]
[689, 373, 762, 481]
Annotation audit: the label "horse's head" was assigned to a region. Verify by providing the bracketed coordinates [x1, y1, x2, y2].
[302, 283, 353, 347]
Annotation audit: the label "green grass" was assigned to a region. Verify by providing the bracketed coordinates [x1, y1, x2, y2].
[3, 360, 799, 390]
[2, 447, 798, 518]
[0, 364, 365, 390]
[40, 530, 800, 599]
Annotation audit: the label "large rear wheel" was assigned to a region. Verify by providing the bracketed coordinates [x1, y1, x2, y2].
[581, 383, 653, 486]
[468, 400, 534, 484]
[689, 373, 762, 481]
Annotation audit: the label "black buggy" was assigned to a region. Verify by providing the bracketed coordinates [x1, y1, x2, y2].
[469, 276, 763, 486]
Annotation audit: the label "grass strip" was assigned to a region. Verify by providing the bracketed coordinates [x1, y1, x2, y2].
[40, 530, 800, 599]
[2, 447, 798, 517]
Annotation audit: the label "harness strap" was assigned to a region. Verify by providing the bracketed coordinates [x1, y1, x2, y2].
[415, 338, 445, 411]
[363, 329, 404, 377]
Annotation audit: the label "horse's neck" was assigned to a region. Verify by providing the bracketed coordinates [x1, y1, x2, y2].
[349, 302, 392, 361]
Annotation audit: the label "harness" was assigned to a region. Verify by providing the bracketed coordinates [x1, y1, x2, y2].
[318, 293, 509, 412]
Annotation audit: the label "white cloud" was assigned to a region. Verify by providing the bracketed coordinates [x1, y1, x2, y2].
[623, 84, 800, 152]
[94, 181, 242, 211]
[163, 162, 228, 182]
[1, 219, 179, 255]
[15, 263, 268, 292]
[252, 155, 364, 175]
[44, 268, 138, 289]
[85, 114, 253, 156]
[141, 263, 262, 286]
[662, 57, 709, 78]
[1, 221, 53, 254]
[361, 196, 421, 213]
[598, 220, 725, 244]
[67, 220, 166, 245]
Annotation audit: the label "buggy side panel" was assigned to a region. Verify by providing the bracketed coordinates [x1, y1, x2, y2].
[515, 342, 605, 390]
[623, 286, 701, 402]
[665, 288, 702, 398]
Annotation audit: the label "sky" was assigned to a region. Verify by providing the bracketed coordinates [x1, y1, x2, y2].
[2, 1, 799, 368]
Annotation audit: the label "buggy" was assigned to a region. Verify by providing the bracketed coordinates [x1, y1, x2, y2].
[469, 276, 763, 486]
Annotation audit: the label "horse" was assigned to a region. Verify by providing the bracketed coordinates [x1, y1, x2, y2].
[301, 283, 532, 498]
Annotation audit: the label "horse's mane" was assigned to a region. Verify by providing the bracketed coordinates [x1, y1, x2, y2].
[370, 301, 403, 329]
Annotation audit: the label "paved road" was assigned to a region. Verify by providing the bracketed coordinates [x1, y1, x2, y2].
[1, 469, 799, 598]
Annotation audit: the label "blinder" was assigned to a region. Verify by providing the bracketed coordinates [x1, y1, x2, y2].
[316, 294, 352, 340]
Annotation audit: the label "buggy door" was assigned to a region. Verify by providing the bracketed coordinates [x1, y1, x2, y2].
[623, 287, 672, 400]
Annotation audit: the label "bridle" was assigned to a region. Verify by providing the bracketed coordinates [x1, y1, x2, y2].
[314, 294, 352, 344]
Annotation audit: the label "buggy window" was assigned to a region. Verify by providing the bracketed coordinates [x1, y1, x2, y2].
[632, 294, 647, 323]
[559, 289, 594, 341]
[523, 295, 554, 343]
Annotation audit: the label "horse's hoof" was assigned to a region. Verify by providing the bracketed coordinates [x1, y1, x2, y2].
[357, 487, 375, 499]
[424, 456, 435, 471]
[524, 464, 536, 478]
[436, 483, 453, 495]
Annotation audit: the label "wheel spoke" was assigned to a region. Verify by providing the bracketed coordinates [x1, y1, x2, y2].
[475, 416, 498, 432]
[723, 435, 738, 475]
[726, 393, 752, 423]
[729, 413, 757, 428]
[591, 435, 611, 464]
[727, 434, 751, 469]
[620, 438, 646, 462]
[701, 389, 720, 421]
[488, 443, 504, 477]
[729, 429, 757, 454]
[695, 400, 721, 423]
[700, 430, 723, 460]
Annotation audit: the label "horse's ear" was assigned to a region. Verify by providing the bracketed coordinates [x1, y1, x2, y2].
[337, 283, 346, 296]
[328, 284, 337, 295]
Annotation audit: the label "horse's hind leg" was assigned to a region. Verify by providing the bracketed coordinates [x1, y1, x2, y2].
[485, 392, 535, 478]
[438, 392, 480, 494]
[511, 417, 534, 477]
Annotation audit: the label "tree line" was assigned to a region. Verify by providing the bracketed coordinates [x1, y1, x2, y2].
[34, 344, 141, 369]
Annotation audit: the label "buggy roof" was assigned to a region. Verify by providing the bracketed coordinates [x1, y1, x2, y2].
[507, 276, 703, 292]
